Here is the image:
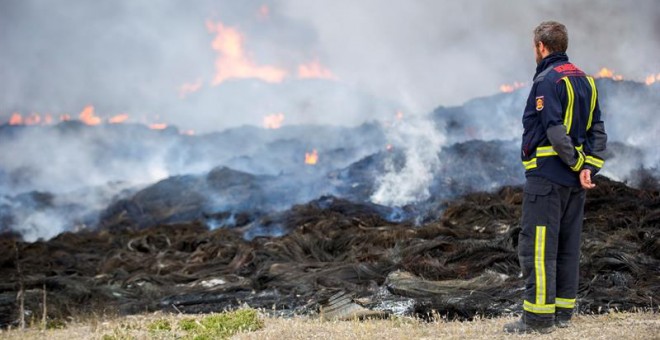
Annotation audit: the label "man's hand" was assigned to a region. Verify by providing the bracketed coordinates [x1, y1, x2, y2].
[580, 169, 595, 189]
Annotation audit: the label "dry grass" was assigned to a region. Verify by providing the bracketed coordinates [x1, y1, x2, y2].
[0, 310, 658, 340]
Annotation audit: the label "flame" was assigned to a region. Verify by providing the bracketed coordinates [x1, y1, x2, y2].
[595, 67, 623, 81]
[179, 78, 203, 99]
[79, 105, 101, 125]
[9, 113, 23, 125]
[7, 113, 56, 126]
[149, 123, 168, 130]
[645, 73, 660, 85]
[181, 129, 195, 136]
[60, 114, 71, 121]
[396, 111, 404, 120]
[298, 59, 337, 80]
[108, 113, 129, 124]
[258, 4, 270, 19]
[263, 113, 285, 129]
[500, 81, 526, 93]
[206, 20, 287, 85]
[24, 113, 41, 125]
[305, 149, 318, 165]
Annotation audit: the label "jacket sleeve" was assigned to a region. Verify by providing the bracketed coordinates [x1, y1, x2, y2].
[584, 99, 607, 174]
[537, 79, 584, 171]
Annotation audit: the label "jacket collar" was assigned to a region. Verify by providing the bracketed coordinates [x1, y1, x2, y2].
[534, 52, 569, 79]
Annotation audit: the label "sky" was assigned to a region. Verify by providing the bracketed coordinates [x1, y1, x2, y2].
[1, 0, 659, 132]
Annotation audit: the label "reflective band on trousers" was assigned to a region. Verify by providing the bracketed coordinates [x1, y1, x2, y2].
[524, 300, 555, 314]
[586, 76, 597, 130]
[535, 226, 547, 306]
[556, 297, 576, 309]
[562, 77, 575, 134]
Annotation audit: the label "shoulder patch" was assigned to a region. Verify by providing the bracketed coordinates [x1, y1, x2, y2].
[535, 96, 544, 111]
[553, 63, 585, 77]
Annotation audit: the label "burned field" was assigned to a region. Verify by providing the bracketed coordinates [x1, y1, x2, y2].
[0, 176, 658, 327]
[1, 78, 659, 328]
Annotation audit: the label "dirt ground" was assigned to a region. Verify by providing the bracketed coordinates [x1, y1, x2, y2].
[1, 311, 658, 340]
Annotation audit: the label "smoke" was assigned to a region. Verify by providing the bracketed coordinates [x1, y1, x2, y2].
[1, 1, 659, 241]
[370, 115, 446, 206]
[0, 125, 178, 195]
[279, 0, 660, 112]
[2, 1, 659, 131]
[0, 120, 390, 240]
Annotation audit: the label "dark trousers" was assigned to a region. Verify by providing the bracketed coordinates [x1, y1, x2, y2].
[518, 176, 585, 325]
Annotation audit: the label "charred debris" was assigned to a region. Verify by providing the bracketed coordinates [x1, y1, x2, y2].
[0, 176, 658, 326]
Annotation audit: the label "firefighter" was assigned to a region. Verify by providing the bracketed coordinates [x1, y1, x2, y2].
[504, 21, 608, 334]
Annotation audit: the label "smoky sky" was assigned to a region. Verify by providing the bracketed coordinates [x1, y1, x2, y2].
[1, 0, 658, 132]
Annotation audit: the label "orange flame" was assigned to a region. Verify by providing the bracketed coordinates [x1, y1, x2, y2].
[305, 149, 318, 165]
[500, 81, 526, 93]
[24, 113, 41, 125]
[181, 129, 195, 136]
[9, 113, 23, 125]
[595, 67, 623, 81]
[179, 78, 203, 99]
[206, 20, 287, 85]
[7, 113, 57, 126]
[149, 123, 168, 130]
[298, 59, 337, 80]
[79, 105, 101, 125]
[60, 114, 71, 122]
[645, 73, 660, 85]
[108, 113, 129, 124]
[263, 113, 285, 129]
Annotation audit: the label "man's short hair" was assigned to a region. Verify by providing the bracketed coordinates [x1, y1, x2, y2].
[534, 21, 568, 53]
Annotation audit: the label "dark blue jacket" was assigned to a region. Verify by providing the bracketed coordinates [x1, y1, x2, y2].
[521, 52, 607, 187]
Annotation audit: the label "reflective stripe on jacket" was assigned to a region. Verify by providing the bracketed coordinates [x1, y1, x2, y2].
[521, 52, 607, 187]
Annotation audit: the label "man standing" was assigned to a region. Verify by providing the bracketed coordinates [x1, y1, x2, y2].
[504, 21, 608, 334]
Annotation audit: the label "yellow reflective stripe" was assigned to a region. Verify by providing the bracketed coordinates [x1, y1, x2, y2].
[523, 158, 537, 170]
[586, 76, 597, 130]
[562, 77, 575, 134]
[585, 155, 604, 168]
[534, 226, 547, 305]
[569, 145, 585, 172]
[536, 146, 557, 157]
[524, 300, 555, 314]
[528, 144, 587, 170]
[570, 151, 585, 171]
[556, 297, 576, 309]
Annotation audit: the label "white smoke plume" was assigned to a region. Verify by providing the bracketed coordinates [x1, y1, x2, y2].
[370, 116, 446, 206]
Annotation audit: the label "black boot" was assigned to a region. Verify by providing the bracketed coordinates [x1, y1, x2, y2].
[503, 318, 555, 334]
[555, 309, 573, 328]
[555, 318, 571, 328]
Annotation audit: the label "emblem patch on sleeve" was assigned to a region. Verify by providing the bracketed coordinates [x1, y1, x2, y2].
[535, 96, 544, 111]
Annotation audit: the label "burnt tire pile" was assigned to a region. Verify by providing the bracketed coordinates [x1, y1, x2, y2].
[0, 176, 658, 327]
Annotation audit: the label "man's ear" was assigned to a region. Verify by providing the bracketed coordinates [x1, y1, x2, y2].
[537, 41, 546, 53]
